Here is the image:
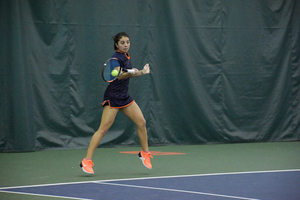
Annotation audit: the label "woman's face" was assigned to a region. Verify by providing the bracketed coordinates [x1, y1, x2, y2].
[116, 36, 130, 53]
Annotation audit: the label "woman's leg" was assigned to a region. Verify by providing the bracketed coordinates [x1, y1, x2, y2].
[81, 106, 119, 174]
[121, 101, 153, 169]
[86, 106, 119, 159]
[121, 102, 149, 152]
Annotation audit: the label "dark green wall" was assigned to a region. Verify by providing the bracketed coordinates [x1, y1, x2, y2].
[1, 0, 299, 152]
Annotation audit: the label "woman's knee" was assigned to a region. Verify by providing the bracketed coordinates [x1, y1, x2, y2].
[96, 125, 110, 134]
[137, 117, 146, 128]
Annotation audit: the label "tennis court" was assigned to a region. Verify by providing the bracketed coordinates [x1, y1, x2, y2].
[2, 1, 300, 199]
[1, 142, 299, 200]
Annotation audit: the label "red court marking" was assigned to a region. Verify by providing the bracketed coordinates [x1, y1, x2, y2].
[119, 151, 186, 155]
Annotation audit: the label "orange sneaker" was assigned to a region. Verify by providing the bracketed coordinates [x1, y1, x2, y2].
[138, 150, 153, 169]
[80, 158, 94, 174]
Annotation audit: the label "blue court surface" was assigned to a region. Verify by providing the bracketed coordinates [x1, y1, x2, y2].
[0, 169, 299, 200]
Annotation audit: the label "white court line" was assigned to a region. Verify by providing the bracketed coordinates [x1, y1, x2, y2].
[98, 182, 259, 200]
[0, 190, 92, 200]
[97, 168, 300, 183]
[0, 169, 299, 190]
[0, 180, 100, 190]
[0, 169, 299, 200]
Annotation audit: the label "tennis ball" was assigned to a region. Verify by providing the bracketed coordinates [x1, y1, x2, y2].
[111, 70, 118, 77]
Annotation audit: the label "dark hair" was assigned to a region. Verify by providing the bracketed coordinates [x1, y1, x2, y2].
[112, 32, 130, 50]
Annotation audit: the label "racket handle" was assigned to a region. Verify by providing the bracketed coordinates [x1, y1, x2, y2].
[126, 69, 135, 74]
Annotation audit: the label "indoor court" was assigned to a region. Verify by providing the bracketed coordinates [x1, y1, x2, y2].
[1, 142, 300, 199]
[1, 1, 300, 200]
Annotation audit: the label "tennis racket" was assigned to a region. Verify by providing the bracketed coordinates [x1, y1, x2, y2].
[102, 58, 135, 83]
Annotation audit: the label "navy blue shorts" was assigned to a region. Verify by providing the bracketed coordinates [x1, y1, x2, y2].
[101, 96, 134, 108]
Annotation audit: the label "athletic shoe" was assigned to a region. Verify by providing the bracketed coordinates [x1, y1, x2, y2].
[80, 158, 94, 174]
[138, 150, 153, 169]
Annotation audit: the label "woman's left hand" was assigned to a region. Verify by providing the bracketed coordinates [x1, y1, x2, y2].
[142, 63, 150, 74]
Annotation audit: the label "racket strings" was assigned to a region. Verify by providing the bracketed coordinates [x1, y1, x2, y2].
[103, 59, 121, 82]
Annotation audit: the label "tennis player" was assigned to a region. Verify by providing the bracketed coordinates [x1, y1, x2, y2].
[80, 32, 152, 174]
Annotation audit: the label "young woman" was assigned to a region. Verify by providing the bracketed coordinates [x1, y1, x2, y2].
[80, 32, 152, 174]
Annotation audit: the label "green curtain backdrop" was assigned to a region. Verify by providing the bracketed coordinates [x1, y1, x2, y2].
[1, 0, 299, 152]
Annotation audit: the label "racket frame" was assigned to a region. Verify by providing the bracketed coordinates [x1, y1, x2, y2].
[102, 58, 122, 83]
[102, 58, 135, 83]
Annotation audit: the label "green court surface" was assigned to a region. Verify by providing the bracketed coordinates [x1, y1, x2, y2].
[0, 141, 300, 200]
